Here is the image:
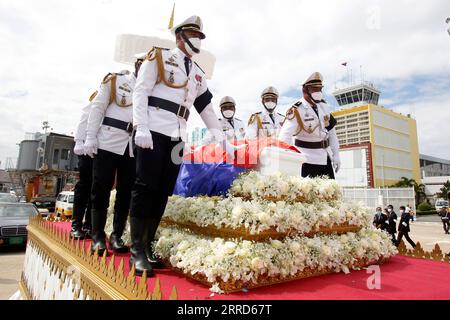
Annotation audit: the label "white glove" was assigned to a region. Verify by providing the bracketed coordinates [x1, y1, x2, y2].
[84, 138, 98, 158]
[223, 140, 247, 161]
[135, 125, 153, 149]
[73, 140, 85, 156]
[333, 153, 341, 173]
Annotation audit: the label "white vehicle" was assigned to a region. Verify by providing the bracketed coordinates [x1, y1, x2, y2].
[435, 199, 449, 211]
[55, 191, 74, 218]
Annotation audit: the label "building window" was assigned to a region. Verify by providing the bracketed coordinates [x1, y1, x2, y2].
[53, 149, 59, 165]
[61, 149, 69, 161]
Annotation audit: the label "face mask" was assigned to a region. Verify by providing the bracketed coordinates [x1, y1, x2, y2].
[388, 208, 392, 213]
[310, 91, 323, 102]
[264, 101, 276, 112]
[222, 110, 235, 119]
[400, 210, 405, 214]
[185, 37, 201, 56]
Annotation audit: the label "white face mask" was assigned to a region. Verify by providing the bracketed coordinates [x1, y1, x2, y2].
[311, 91, 323, 101]
[388, 208, 392, 212]
[185, 37, 201, 56]
[264, 101, 277, 111]
[222, 110, 235, 119]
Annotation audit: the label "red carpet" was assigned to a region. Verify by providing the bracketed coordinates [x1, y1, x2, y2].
[52, 222, 450, 300]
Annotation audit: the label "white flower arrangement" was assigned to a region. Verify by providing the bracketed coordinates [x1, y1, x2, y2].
[230, 171, 343, 203]
[163, 195, 372, 236]
[154, 226, 397, 292]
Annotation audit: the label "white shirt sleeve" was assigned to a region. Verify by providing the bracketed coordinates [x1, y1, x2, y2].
[133, 59, 158, 129]
[278, 115, 298, 145]
[244, 117, 257, 140]
[328, 127, 340, 160]
[199, 104, 225, 142]
[86, 81, 110, 141]
[74, 103, 92, 142]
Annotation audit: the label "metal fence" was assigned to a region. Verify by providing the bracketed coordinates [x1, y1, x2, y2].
[342, 187, 416, 213]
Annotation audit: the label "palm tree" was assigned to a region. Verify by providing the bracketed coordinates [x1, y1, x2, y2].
[392, 177, 426, 206]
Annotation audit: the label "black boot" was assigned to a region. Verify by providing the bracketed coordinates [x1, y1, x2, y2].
[82, 201, 92, 239]
[129, 216, 153, 277]
[70, 222, 86, 240]
[91, 208, 108, 256]
[144, 218, 164, 268]
[70, 205, 86, 240]
[109, 211, 129, 253]
[82, 224, 92, 239]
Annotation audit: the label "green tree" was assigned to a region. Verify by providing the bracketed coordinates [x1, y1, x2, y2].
[436, 180, 450, 199]
[392, 177, 427, 206]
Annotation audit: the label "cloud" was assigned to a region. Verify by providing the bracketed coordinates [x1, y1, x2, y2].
[0, 0, 450, 168]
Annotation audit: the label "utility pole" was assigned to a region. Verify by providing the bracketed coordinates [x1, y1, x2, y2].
[42, 121, 50, 134]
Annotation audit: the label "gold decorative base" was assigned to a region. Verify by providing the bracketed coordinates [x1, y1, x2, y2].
[166, 257, 389, 294]
[21, 216, 177, 300]
[161, 219, 361, 241]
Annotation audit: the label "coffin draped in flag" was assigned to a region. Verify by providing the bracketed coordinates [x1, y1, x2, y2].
[173, 138, 301, 197]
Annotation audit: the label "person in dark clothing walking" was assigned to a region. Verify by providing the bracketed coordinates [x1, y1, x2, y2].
[387, 205, 397, 244]
[439, 207, 450, 234]
[373, 207, 382, 228]
[396, 205, 416, 248]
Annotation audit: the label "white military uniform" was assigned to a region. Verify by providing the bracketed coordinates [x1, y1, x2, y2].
[133, 47, 222, 141]
[86, 71, 135, 157]
[278, 97, 340, 166]
[219, 117, 246, 140]
[245, 109, 285, 139]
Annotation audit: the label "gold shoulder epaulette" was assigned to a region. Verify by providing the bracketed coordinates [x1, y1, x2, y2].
[146, 47, 164, 61]
[248, 114, 256, 125]
[88, 90, 98, 102]
[248, 112, 261, 125]
[145, 47, 158, 61]
[102, 73, 116, 84]
[286, 107, 296, 120]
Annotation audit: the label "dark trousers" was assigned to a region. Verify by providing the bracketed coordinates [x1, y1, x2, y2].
[442, 219, 449, 234]
[301, 156, 335, 179]
[130, 131, 184, 241]
[389, 231, 397, 245]
[91, 147, 135, 239]
[397, 231, 416, 248]
[72, 155, 93, 230]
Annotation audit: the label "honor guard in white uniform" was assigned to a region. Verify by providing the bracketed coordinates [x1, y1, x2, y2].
[84, 54, 146, 256]
[130, 15, 239, 276]
[218, 96, 246, 140]
[245, 86, 285, 139]
[278, 72, 341, 178]
[70, 91, 98, 240]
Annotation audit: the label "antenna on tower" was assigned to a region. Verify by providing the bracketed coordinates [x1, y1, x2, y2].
[42, 121, 50, 134]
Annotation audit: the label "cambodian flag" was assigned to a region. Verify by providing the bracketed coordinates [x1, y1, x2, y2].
[173, 138, 299, 197]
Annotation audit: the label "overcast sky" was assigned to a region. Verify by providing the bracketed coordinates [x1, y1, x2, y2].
[0, 0, 449, 168]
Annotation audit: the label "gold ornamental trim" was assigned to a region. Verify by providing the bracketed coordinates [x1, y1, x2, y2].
[21, 216, 178, 300]
[161, 219, 361, 241]
[166, 257, 389, 294]
[397, 240, 450, 263]
[18, 279, 32, 300]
